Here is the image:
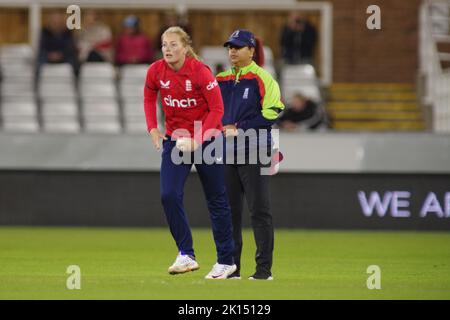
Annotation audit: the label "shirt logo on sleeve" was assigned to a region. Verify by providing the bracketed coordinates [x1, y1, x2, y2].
[160, 80, 170, 89]
[206, 80, 218, 91]
[185, 80, 192, 91]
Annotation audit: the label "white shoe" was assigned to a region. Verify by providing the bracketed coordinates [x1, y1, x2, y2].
[248, 275, 274, 280]
[205, 263, 237, 279]
[168, 253, 199, 275]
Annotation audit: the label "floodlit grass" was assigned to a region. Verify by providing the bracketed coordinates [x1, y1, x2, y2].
[0, 227, 449, 299]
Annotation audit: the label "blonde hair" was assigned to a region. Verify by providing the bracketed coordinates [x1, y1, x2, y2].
[161, 26, 200, 60]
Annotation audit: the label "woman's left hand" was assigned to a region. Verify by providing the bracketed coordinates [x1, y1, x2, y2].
[223, 124, 238, 137]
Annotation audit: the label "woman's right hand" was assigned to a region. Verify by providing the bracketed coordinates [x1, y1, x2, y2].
[149, 128, 167, 151]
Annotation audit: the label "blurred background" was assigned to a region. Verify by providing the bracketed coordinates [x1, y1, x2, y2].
[0, 0, 449, 230]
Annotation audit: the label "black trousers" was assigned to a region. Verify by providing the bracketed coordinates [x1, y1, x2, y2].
[225, 163, 274, 275]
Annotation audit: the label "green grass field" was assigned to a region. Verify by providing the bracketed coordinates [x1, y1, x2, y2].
[0, 227, 449, 299]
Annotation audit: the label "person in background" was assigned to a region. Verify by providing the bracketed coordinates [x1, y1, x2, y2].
[277, 93, 326, 131]
[280, 12, 317, 65]
[77, 10, 113, 63]
[115, 15, 154, 65]
[37, 12, 77, 73]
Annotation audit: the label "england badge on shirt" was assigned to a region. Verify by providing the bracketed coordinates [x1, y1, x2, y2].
[185, 80, 192, 91]
[243, 88, 249, 99]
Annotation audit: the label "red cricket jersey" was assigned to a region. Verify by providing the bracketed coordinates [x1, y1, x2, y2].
[143, 57, 224, 144]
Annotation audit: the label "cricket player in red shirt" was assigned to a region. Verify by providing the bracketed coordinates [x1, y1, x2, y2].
[143, 26, 236, 279]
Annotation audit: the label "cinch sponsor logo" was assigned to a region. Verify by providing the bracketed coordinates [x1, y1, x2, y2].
[206, 80, 218, 91]
[164, 95, 197, 108]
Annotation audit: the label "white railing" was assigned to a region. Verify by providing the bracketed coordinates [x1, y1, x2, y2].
[420, 0, 450, 132]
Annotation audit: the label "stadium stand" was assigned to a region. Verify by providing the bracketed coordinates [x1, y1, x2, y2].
[79, 62, 121, 133]
[119, 64, 148, 133]
[0, 1, 448, 134]
[327, 83, 425, 131]
[38, 63, 79, 132]
[0, 44, 38, 132]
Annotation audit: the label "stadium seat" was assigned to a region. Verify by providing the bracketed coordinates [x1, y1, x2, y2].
[120, 83, 144, 99]
[282, 64, 317, 80]
[40, 63, 74, 79]
[39, 82, 77, 99]
[0, 94, 38, 132]
[122, 100, 146, 133]
[281, 64, 322, 103]
[263, 46, 274, 64]
[1, 100, 37, 118]
[2, 116, 39, 132]
[200, 46, 230, 73]
[119, 64, 147, 100]
[42, 118, 80, 133]
[123, 100, 143, 117]
[80, 63, 117, 101]
[0, 44, 33, 62]
[78, 64, 120, 132]
[41, 99, 78, 117]
[283, 84, 322, 103]
[80, 82, 117, 99]
[1, 63, 34, 79]
[264, 64, 277, 78]
[118, 65, 149, 133]
[84, 118, 122, 133]
[1, 45, 36, 126]
[83, 99, 119, 117]
[124, 116, 147, 133]
[262, 46, 277, 77]
[38, 64, 76, 102]
[82, 98, 121, 133]
[1, 81, 35, 99]
[79, 62, 116, 79]
[120, 64, 148, 82]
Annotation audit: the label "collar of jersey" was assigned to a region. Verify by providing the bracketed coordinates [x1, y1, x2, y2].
[165, 57, 193, 75]
[231, 61, 256, 82]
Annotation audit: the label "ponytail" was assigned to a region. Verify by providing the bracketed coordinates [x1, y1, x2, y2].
[186, 46, 200, 60]
[253, 36, 265, 67]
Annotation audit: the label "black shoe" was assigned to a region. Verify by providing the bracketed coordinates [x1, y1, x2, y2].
[227, 270, 241, 279]
[248, 271, 273, 280]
